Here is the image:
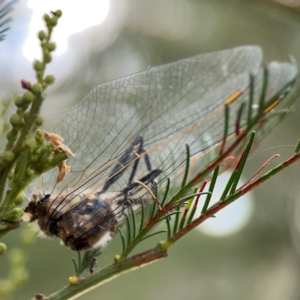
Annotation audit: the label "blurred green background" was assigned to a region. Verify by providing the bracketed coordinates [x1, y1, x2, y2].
[1, 0, 300, 299]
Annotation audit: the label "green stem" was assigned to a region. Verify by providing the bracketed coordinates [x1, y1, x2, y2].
[47, 247, 167, 300]
[0, 167, 10, 210]
[14, 148, 29, 187]
[0, 96, 44, 207]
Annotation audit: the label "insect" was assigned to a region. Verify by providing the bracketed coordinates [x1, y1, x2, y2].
[23, 46, 297, 252]
[89, 257, 97, 274]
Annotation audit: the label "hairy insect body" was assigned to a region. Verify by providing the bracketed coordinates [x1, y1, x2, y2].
[24, 192, 122, 251]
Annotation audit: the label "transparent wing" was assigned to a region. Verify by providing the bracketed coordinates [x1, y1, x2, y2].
[32, 46, 266, 199]
[25, 46, 299, 247]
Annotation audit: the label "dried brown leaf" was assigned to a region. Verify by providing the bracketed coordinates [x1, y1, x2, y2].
[44, 130, 75, 184]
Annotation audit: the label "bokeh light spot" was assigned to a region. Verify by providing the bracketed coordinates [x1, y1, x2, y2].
[23, 0, 109, 61]
[197, 171, 254, 237]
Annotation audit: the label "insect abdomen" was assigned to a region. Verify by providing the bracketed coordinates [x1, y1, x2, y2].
[40, 194, 118, 251]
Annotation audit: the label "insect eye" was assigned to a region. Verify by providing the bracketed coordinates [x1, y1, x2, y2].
[37, 200, 44, 206]
[37, 194, 51, 206]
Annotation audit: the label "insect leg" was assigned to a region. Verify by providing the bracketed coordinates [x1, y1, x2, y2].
[127, 147, 152, 185]
[101, 135, 152, 192]
[117, 168, 161, 207]
[122, 169, 161, 194]
[89, 257, 97, 274]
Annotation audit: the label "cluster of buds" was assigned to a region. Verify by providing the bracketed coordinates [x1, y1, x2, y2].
[0, 10, 64, 227]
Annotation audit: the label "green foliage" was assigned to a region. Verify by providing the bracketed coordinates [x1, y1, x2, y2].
[0, 10, 66, 236]
[0, 10, 65, 299]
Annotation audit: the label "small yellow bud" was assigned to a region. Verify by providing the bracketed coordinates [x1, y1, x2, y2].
[114, 255, 121, 263]
[0, 243, 7, 255]
[68, 276, 79, 285]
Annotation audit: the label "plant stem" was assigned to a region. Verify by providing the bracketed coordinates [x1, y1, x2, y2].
[47, 247, 167, 300]
[165, 150, 300, 246]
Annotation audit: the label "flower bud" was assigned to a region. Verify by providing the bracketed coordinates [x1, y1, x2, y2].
[35, 115, 44, 126]
[2, 208, 24, 223]
[45, 74, 55, 85]
[47, 42, 56, 52]
[26, 168, 34, 177]
[55, 10, 63, 18]
[35, 129, 45, 144]
[33, 60, 43, 71]
[22, 91, 34, 104]
[15, 194, 24, 205]
[43, 14, 50, 23]
[15, 96, 23, 107]
[0, 243, 7, 255]
[10, 114, 22, 127]
[39, 145, 54, 161]
[44, 52, 52, 63]
[6, 130, 17, 142]
[2, 151, 14, 163]
[38, 30, 46, 41]
[49, 16, 58, 27]
[26, 138, 37, 150]
[69, 276, 79, 285]
[31, 83, 43, 95]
